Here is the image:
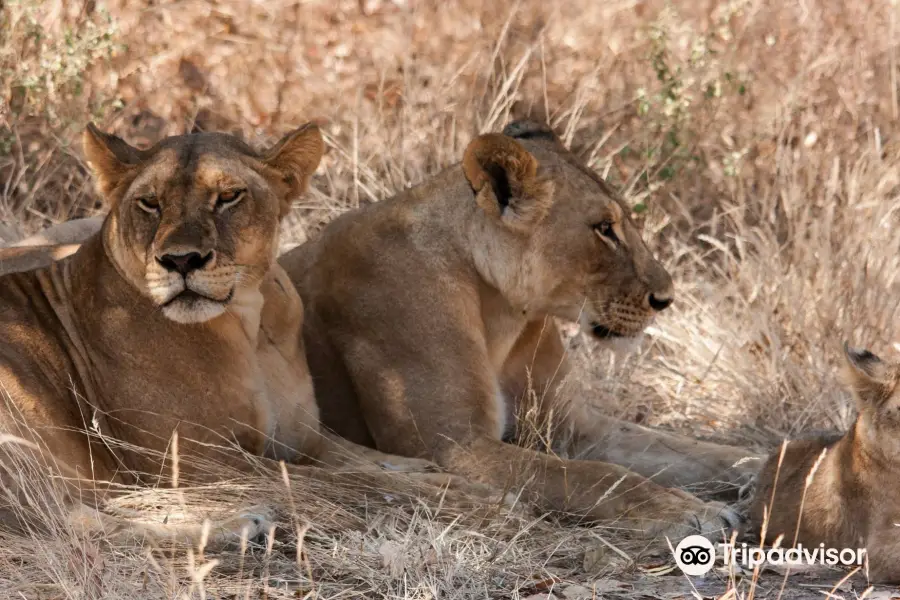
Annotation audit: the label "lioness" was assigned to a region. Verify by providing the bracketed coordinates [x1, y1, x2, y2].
[279, 120, 751, 539]
[750, 343, 900, 582]
[0, 124, 467, 544]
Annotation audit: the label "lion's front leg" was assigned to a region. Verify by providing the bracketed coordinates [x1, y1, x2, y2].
[502, 318, 762, 497]
[315, 430, 439, 472]
[440, 434, 744, 541]
[309, 431, 506, 502]
[564, 414, 762, 497]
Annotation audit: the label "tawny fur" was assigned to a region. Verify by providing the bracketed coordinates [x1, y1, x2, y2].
[279, 120, 754, 540]
[0, 125, 468, 547]
[7, 121, 758, 541]
[750, 343, 900, 583]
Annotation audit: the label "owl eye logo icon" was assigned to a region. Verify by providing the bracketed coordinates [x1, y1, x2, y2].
[674, 535, 716, 576]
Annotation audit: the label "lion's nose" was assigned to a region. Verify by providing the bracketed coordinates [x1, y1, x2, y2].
[156, 251, 214, 276]
[647, 292, 673, 312]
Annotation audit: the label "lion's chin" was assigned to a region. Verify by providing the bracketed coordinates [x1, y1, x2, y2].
[588, 322, 645, 354]
[161, 289, 232, 324]
[590, 323, 625, 339]
[600, 334, 644, 356]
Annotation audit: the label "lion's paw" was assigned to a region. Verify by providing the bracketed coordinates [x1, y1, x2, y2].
[221, 506, 275, 543]
[633, 491, 744, 542]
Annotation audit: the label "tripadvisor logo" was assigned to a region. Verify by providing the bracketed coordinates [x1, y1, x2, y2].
[673, 535, 867, 576]
[674, 535, 716, 576]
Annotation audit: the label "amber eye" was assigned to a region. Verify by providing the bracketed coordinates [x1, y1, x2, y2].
[216, 188, 246, 212]
[593, 220, 618, 244]
[136, 196, 160, 214]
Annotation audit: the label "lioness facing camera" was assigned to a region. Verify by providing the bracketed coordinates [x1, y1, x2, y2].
[0, 124, 468, 544]
[750, 343, 900, 582]
[280, 120, 749, 539]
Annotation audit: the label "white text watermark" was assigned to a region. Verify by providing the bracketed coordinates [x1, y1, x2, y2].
[673, 535, 867, 576]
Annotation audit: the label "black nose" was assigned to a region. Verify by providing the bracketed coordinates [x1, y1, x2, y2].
[156, 251, 213, 276]
[648, 293, 673, 312]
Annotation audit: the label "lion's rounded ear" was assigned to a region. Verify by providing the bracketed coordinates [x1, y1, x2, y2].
[82, 123, 143, 196]
[502, 120, 562, 145]
[841, 341, 892, 408]
[263, 123, 324, 204]
[462, 133, 553, 231]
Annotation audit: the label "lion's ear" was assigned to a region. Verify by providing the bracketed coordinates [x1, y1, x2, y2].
[841, 342, 892, 409]
[462, 133, 553, 231]
[263, 123, 324, 213]
[502, 120, 563, 147]
[82, 123, 143, 196]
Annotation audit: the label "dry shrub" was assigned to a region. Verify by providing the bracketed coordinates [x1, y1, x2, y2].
[0, 0, 118, 239]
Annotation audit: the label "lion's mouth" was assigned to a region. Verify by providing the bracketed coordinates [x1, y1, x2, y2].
[158, 286, 236, 324]
[590, 323, 625, 339]
[161, 287, 234, 308]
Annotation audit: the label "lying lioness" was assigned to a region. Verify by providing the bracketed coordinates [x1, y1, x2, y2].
[750, 343, 900, 582]
[279, 120, 749, 539]
[0, 124, 468, 544]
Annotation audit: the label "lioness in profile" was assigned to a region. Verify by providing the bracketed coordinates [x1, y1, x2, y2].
[280, 120, 752, 539]
[0, 124, 464, 543]
[750, 343, 900, 582]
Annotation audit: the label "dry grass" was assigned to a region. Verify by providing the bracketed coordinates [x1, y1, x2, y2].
[3, 0, 900, 597]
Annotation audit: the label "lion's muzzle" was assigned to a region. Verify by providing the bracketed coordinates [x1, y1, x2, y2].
[146, 249, 236, 323]
[156, 250, 214, 276]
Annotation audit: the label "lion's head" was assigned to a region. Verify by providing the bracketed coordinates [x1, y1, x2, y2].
[83, 123, 323, 323]
[462, 120, 673, 341]
[842, 343, 900, 454]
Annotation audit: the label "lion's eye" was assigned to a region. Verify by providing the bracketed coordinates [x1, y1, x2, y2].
[137, 196, 160, 214]
[593, 221, 618, 244]
[216, 188, 246, 212]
